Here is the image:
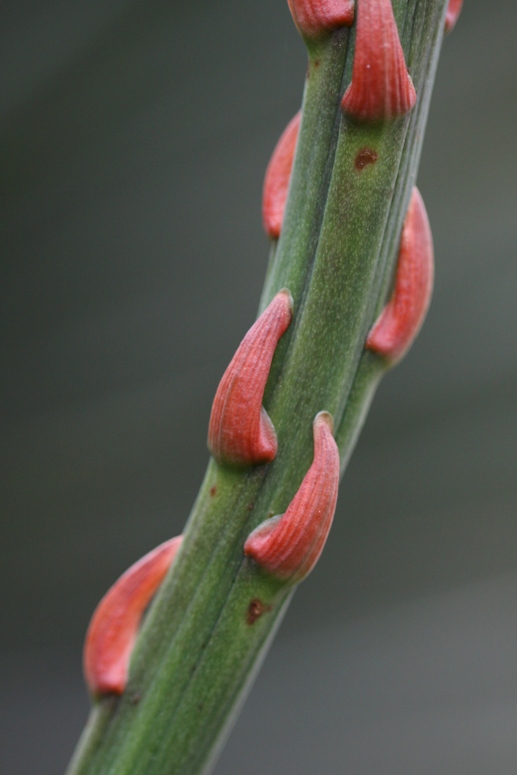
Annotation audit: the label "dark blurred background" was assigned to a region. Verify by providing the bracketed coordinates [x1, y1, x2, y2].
[1, 1, 516, 772]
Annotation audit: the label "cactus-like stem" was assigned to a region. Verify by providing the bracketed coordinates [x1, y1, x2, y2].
[66, 2, 451, 774]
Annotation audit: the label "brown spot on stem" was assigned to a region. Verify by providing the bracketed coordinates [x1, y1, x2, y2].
[246, 598, 271, 625]
[130, 692, 141, 705]
[210, 485, 217, 497]
[355, 148, 378, 171]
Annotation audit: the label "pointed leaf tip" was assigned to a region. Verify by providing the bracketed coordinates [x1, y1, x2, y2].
[288, 0, 355, 40]
[341, 0, 416, 122]
[366, 187, 434, 363]
[208, 290, 293, 467]
[263, 112, 301, 240]
[83, 536, 182, 696]
[244, 411, 339, 584]
[445, 0, 463, 33]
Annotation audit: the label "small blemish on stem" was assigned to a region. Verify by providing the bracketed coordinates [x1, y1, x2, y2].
[355, 147, 378, 171]
[246, 598, 271, 625]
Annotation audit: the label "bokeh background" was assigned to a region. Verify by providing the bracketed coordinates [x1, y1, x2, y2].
[2, 1, 517, 772]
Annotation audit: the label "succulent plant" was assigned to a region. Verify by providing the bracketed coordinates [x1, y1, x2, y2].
[67, 2, 461, 773]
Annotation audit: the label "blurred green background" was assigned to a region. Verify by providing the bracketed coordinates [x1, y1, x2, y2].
[1, 1, 517, 772]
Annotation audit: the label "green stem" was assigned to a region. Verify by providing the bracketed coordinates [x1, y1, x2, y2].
[67, 2, 448, 774]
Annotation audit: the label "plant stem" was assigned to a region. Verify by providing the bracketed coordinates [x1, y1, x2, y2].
[67, 2, 448, 773]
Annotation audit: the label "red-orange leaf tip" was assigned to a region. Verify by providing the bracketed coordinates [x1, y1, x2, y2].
[366, 187, 434, 363]
[208, 290, 293, 466]
[341, 0, 416, 122]
[262, 112, 300, 240]
[83, 535, 182, 697]
[288, 0, 355, 39]
[444, 0, 463, 33]
[244, 411, 339, 584]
